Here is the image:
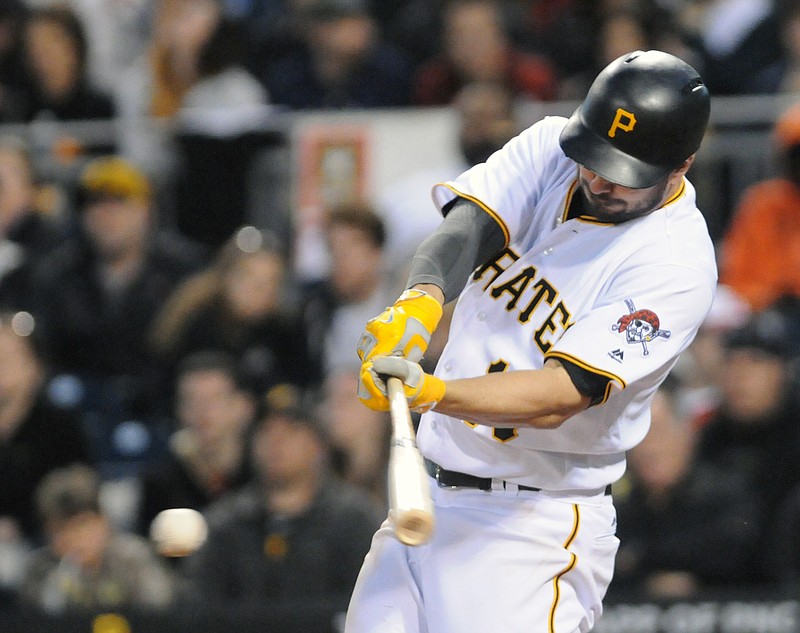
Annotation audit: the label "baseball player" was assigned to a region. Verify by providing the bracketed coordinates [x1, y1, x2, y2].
[347, 50, 716, 633]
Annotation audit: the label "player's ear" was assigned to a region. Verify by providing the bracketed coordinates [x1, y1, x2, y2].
[674, 155, 695, 177]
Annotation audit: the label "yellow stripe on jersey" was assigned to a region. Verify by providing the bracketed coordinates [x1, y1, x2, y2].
[437, 183, 511, 247]
[575, 216, 617, 226]
[549, 504, 580, 633]
[544, 350, 626, 404]
[662, 178, 686, 207]
[561, 180, 579, 224]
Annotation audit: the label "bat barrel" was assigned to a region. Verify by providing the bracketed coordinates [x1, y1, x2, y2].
[392, 509, 435, 546]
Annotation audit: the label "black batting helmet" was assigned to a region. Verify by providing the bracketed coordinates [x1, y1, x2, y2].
[559, 50, 710, 189]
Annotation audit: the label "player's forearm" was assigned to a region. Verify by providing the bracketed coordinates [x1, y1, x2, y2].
[433, 365, 591, 429]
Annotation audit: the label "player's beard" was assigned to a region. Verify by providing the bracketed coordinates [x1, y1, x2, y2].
[578, 173, 670, 224]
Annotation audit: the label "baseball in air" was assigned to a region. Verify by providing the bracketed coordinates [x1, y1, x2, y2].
[150, 508, 208, 557]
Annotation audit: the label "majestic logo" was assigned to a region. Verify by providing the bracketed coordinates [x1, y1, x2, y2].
[612, 299, 670, 356]
[608, 108, 637, 138]
[608, 348, 624, 363]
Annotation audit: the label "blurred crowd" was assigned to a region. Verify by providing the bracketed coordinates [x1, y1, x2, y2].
[4, 0, 800, 124]
[0, 0, 799, 631]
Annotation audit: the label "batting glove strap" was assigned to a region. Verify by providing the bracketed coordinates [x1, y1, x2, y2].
[358, 355, 446, 413]
[356, 289, 443, 364]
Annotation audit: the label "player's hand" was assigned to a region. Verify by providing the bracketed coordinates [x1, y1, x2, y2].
[356, 289, 443, 364]
[358, 356, 446, 413]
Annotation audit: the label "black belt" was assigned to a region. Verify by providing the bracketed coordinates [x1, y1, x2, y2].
[425, 459, 611, 495]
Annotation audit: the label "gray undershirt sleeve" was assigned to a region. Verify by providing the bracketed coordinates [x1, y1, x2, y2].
[406, 198, 506, 303]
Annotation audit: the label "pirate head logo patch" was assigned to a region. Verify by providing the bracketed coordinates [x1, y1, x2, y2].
[612, 299, 670, 356]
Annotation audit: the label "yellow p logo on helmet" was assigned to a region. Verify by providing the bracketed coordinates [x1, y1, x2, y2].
[608, 108, 637, 138]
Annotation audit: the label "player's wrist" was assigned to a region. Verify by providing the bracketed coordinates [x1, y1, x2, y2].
[397, 288, 444, 330]
[406, 284, 445, 306]
[414, 374, 446, 413]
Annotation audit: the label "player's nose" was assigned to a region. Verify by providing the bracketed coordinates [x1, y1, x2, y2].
[584, 171, 615, 194]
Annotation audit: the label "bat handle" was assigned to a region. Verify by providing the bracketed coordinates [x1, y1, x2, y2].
[387, 376, 408, 419]
[387, 376, 416, 445]
[386, 376, 435, 546]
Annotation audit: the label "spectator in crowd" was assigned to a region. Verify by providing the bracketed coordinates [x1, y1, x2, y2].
[555, 3, 651, 100]
[377, 80, 517, 279]
[19, 464, 175, 614]
[510, 0, 596, 89]
[695, 306, 800, 583]
[136, 351, 256, 536]
[172, 17, 277, 249]
[411, 0, 557, 106]
[118, 0, 221, 121]
[224, 0, 306, 72]
[149, 227, 314, 395]
[264, 0, 413, 109]
[609, 377, 763, 600]
[28, 156, 205, 420]
[671, 284, 752, 427]
[449, 80, 518, 158]
[67, 0, 152, 96]
[769, 477, 800, 584]
[320, 369, 390, 508]
[719, 101, 800, 311]
[596, 8, 651, 72]
[177, 12, 271, 130]
[0, 135, 69, 311]
[687, 0, 782, 95]
[18, 5, 115, 122]
[115, 0, 221, 177]
[558, 2, 702, 100]
[0, 310, 92, 554]
[301, 204, 395, 377]
[368, 0, 444, 71]
[0, 1, 29, 122]
[178, 384, 382, 628]
[601, 3, 700, 74]
[733, 0, 800, 93]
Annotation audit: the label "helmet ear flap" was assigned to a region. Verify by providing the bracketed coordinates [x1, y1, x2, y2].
[559, 50, 710, 189]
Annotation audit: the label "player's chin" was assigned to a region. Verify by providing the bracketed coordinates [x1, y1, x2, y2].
[593, 202, 658, 224]
[590, 204, 628, 223]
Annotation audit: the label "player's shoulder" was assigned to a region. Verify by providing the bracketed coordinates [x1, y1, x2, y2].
[638, 182, 717, 281]
[509, 115, 574, 178]
[518, 115, 569, 146]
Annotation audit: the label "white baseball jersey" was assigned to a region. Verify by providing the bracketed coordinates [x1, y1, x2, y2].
[418, 115, 717, 493]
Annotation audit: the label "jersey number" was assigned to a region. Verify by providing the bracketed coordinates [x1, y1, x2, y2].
[462, 360, 519, 442]
[488, 361, 517, 442]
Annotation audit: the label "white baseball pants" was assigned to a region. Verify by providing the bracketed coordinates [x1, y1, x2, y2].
[345, 479, 619, 633]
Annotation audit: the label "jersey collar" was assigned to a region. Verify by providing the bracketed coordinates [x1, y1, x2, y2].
[561, 177, 687, 225]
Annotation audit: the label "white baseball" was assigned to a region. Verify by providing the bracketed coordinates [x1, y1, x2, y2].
[149, 508, 208, 557]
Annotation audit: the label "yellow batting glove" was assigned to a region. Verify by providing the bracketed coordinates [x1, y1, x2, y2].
[358, 356, 446, 413]
[356, 289, 443, 364]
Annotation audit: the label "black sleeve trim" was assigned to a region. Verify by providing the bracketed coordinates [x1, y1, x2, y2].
[441, 197, 460, 216]
[545, 351, 625, 406]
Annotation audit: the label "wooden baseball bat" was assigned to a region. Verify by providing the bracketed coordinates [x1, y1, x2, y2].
[386, 376, 435, 546]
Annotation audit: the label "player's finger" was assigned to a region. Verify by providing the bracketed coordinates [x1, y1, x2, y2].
[357, 361, 391, 412]
[372, 355, 416, 385]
